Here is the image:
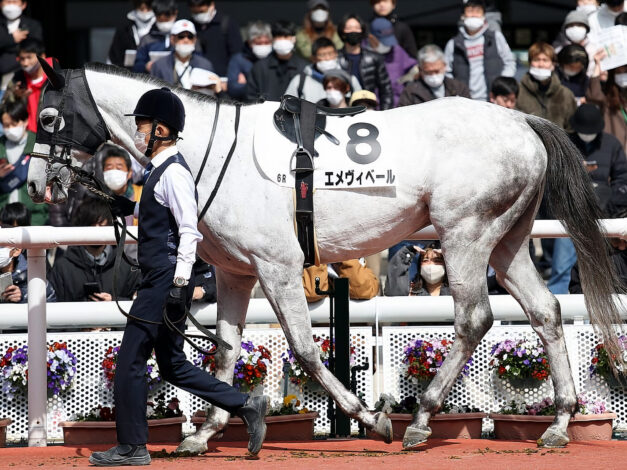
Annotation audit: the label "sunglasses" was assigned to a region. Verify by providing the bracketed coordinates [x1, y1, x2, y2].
[176, 32, 195, 40]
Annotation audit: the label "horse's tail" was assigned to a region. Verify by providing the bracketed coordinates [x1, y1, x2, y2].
[525, 115, 626, 372]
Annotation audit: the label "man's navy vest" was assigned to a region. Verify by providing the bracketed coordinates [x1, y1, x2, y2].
[452, 29, 504, 94]
[138, 153, 197, 272]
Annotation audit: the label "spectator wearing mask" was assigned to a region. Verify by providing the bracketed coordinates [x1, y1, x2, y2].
[516, 42, 577, 132]
[337, 14, 393, 110]
[398, 44, 470, 107]
[48, 197, 140, 302]
[577, 0, 600, 16]
[108, 0, 156, 69]
[586, 65, 627, 149]
[133, 0, 178, 74]
[557, 44, 590, 104]
[285, 37, 360, 102]
[489, 76, 518, 109]
[189, 67, 224, 95]
[318, 69, 352, 108]
[368, 17, 416, 107]
[589, 0, 626, 35]
[385, 244, 450, 296]
[444, 0, 516, 102]
[100, 144, 142, 227]
[370, 0, 417, 58]
[226, 21, 272, 101]
[0, 0, 42, 96]
[246, 20, 308, 102]
[570, 104, 627, 214]
[295, 0, 343, 61]
[188, 0, 243, 78]
[150, 19, 213, 88]
[349, 89, 378, 109]
[0, 100, 47, 225]
[554, 10, 599, 78]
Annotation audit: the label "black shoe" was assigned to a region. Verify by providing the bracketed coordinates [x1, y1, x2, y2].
[236, 395, 269, 456]
[89, 444, 151, 467]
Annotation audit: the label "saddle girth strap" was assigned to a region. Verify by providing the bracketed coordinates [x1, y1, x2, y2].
[294, 99, 317, 267]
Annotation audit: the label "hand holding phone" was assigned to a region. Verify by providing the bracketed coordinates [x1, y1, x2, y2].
[83, 281, 102, 299]
[0, 272, 13, 295]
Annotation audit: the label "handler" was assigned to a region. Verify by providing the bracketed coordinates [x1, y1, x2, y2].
[89, 87, 268, 466]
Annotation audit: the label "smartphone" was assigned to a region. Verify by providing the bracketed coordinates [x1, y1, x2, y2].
[0, 272, 12, 293]
[584, 160, 597, 166]
[83, 281, 102, 298]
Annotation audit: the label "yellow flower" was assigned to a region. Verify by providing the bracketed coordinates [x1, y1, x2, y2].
[298, 408, 309, 414]
[283, 395, 298, 407]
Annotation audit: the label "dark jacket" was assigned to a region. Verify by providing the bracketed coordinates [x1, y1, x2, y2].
[48, 245, 140, 302]
[558, 69, 589, 100]
[108, 17, 145, 68]
[570, 248, 627, 293]
[516, 72, 577, 132]
[398, 77, 471, 106]
[193, 11, 243, 77]
[384, 245, 415, 296]
[246, 52, 308, 102]
[8, 254, 56, 303]
[227, 44, 257, 100]
[372, 11, 417, 59]
[570, 132, 627, 213]
[132, 28, 170, 73]
[193, 260, 217, 303]
[150, 52, 214, 86]
[586, 77, 627, 151]
[0, 15, 42, 75]
[339, 48, 393, 110]
[451, 29, 503, 95]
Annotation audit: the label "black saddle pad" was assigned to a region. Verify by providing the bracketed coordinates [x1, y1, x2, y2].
[273, 108, 327, 146]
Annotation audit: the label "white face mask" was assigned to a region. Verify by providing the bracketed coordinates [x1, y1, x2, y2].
[192, 10, 215, 24]
[530, 66, 553, 81]
[0, 247, 13, 269]
[2, 4, 22, 21]
[317, 59, 338, 73]
[156, 20, 174, 33]
[576, 4, 597, 15]
[578, 133, 597, 143]
[135, 10, 155, 22]
[423, 73, 445, 88]
[175, 43, 195, 58]
[565, 25, 587, 43]
[421, 264, 446, 285]
[273, 39, 295, 56]
[4, 124, 25, 143]
[615, 73, 627, 88]
[23, 62, 40, 75]
[311, 8, 329, 23]
[375, 42, 392, 55]
[463, 16, 485, 32]
[134, 130, 148, 154]
[252, 44, 272, 59]
[561, 66, 581, 78]
[326, 89, 344, 106]
[103, 169, 129, 191]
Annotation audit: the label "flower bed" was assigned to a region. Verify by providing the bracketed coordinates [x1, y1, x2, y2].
[0, 418, 11, 447]
[589, 335, 627, 388]
[489, 338, 550, 388]
[402, 338, 472, 385]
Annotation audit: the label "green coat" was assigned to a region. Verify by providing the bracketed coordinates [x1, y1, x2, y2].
[295, 28, 344, 61]
[0, 131, 49, 226]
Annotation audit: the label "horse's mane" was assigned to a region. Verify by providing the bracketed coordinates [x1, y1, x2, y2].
[84, 62, 257, 107]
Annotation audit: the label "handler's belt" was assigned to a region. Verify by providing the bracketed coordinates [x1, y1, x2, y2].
[275, 95, 365, 266]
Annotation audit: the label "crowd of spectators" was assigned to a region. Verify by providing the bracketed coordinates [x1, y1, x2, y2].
[1, 0, 627, 304]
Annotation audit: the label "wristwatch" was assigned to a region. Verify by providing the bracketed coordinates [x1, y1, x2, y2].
[173, 277, 189, 287]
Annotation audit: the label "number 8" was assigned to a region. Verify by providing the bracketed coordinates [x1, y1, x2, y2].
[346, 123, 381, 164]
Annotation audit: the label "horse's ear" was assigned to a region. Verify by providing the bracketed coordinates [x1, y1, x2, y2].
[38, 56, 65, 90]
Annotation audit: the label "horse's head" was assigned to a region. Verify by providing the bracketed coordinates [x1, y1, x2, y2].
[28, 58, 110, 203]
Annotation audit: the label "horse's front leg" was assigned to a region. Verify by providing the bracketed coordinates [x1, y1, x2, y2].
[255, 257, 393, 442]
[177, 269, 257, 454]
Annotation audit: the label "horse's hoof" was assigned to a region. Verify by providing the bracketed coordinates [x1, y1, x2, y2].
[372, 412, 393, 444]
[537, 428, 569, 448]
[402, 425, 431, 450]
[176, 436, 208, 455]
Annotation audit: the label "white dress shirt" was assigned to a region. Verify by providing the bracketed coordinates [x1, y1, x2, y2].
[174, 57, 193, 90]
[139, 145, 203, 281]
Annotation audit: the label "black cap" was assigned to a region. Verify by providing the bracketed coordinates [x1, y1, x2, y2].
[125, 87, 185, 133]
[570, 104, 604, 134]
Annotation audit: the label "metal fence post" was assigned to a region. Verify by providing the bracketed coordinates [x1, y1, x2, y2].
[333, 277, 351, 437]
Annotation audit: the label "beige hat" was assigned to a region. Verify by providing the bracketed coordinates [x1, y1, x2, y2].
[349, 90, 378, 107]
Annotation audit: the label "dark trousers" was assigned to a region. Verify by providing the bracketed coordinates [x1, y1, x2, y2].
[114, 267, 248, 445]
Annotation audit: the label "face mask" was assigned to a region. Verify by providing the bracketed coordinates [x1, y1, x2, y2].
[530, 66, 553, 81]
[562, 66, 581, 78]
[421, 264, 446, 285]
[565, 25, 587, 43]
[175, 43, 195, 58]
[578, 133, 597, 143]
[103, 169, 129, 191]
[326, 89, 344, 106]
[156, 20, 174, 33]
[4, 124, 25, 143]
[273, 39, 295, 56]
[192, 10, 215, 24]
[0, 247, 13, 269]
[252, 44, 272, 59]
[23, 62, 40, 75]
[423, 73, 445, 88]
[317, 59, 338, 72]
[576, 4, 597, 14]
[134, 130, 148, 154]
[135, 10, 154, 22]
[2, 4, 22, 21]
[615, 73, 627, 88]
[463, 16, 485, 32]
[343, 32, 363, 46]
[310, 8, 329, 23]
[375, 42, 392, 55]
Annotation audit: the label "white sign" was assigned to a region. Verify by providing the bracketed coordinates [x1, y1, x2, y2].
[591, 26, 627, 72]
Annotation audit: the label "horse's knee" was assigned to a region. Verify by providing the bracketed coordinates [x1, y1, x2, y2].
[455, 301, 493, 345]
[292, 343, 321, 372]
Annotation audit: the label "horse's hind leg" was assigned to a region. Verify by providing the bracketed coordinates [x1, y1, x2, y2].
[254, 257, 393, 442]
[491, 210, 577, 448]
[177, 269, 257, 454]
[403, 234, 495, 449]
